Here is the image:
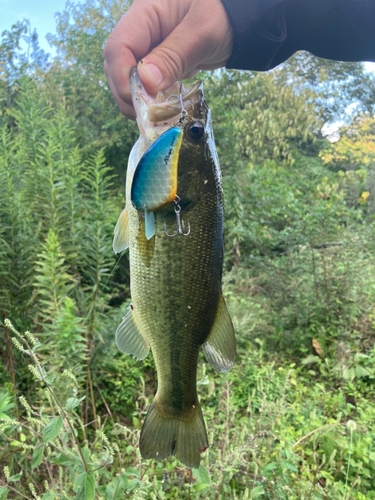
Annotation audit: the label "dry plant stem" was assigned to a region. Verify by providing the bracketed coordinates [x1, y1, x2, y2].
[94, 377, 115, 428]
[188, 468, 192, 500]
[22, 458, 42, 495]
[84, 415, 108, 428]
[140, 462, 152, 480]
[93, 454, 112, 471]
[0, 478, 32, 500]
[287, 248, 301, 328]
[25, 340, 88, 472]
[44, 452, 55, 485]
[80, 399, 87, 442]
[111, 475, 122, 500]
[84, 276, 102, 431]
[307, 439, 319, 500]
[292, 423, 343, 449]
[85, 375, 89, 427]
[310, 245, 320, 302]
[222, 381, 232, 459]
[322, 247, 330, 304]
[345, 428, 354, 494]
[86, 360, 98, 431]
[3, 324, 17, 396]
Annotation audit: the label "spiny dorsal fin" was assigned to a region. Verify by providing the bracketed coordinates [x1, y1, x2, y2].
[202, 294, 236, 373]
[113, 207, 129, 254]
[115, 306, 149, 360]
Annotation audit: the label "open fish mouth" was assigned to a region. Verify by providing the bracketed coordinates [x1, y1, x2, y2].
[130, 67, 205, 138]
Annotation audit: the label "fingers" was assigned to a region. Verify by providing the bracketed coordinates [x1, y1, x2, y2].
[103, 0, 156, 107]
[138, 0, 233, 95]
[104, 61, 136, 120]
[103, 0, 233, 118]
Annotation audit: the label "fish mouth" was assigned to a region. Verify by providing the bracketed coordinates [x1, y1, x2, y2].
[130, 67, 204, 132]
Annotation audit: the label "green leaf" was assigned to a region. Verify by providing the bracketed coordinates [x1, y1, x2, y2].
[250, 486, 265, 498]
[106, 476, 127, 500]
[65, 396, 85, 412]
[280, 460, 298, 472]
[8, 472, 22, 482]
[42, 416, 63, 442]
[126, 478, 142, 492]
[197, 376, 209, 386]
[262, 462, 278, 474]
[32, 445, 44, 469]
[301, 355, 321, 365]
[124, 467, 139, 477]
[0, 486, 9, 499]
[74, 470, 95, 500]
[81, 447, 91, 464]
[42, 492, 57, 500]
[197, 465, 210, 485]
[194, 483, 210, 492]
[48, 453, 76, 467]
[44, 374, 57, 385]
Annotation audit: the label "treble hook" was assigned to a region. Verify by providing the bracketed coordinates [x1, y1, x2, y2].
[166, 84, 188, 124]
[164, 196, 190, 238]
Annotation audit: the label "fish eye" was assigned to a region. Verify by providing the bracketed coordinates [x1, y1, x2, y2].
[187, 121, 204, 141]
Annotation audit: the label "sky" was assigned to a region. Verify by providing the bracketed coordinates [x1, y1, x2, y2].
[0, 0, 79, 54]
[2, 0, 375, 72]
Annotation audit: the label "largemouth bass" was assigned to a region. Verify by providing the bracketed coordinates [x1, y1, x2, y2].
[113, 68, 235, 468]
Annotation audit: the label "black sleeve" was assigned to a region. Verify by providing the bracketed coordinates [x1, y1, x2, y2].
[220, 0, 375, 71]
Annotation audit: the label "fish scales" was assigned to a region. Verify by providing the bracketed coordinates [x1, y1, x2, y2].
[113, 68, 235, 468]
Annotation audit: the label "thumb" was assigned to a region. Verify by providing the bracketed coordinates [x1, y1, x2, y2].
[138, 21, 200, 94]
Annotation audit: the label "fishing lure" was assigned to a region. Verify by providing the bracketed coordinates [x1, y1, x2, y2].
[130, 87, 190, 240]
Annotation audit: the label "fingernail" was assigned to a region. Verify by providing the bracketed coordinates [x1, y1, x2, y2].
[141, 63, 163, 87]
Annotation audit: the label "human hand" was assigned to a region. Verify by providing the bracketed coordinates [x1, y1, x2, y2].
[103, 0, 233, 119]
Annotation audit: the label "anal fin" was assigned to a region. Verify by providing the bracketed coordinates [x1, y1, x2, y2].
[113, 207, 129, 254]
[115, 306, 149, 360]
[202, 294, 236, 373]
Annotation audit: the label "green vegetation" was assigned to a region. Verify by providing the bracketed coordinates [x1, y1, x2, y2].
[2, 1, 375, 498]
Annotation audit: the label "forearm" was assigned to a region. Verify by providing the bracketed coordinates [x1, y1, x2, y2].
[221, 0, 375, 70]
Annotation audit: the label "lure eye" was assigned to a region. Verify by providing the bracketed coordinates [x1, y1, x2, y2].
[187, 121, 204, 141]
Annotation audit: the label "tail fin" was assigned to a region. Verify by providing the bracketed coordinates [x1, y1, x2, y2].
[139, 399, 208, 468]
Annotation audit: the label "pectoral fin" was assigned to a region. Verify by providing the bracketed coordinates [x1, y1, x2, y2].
[202, 295, 236, 373]
[144, 209, 155, 240]
[113, 207, 129, 254]
[115, 306, 149, 360]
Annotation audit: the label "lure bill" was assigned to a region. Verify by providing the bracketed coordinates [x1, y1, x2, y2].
[113, 67, 236, 468]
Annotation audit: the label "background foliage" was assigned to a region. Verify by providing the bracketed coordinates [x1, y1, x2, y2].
[1, 1, 375, 498]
